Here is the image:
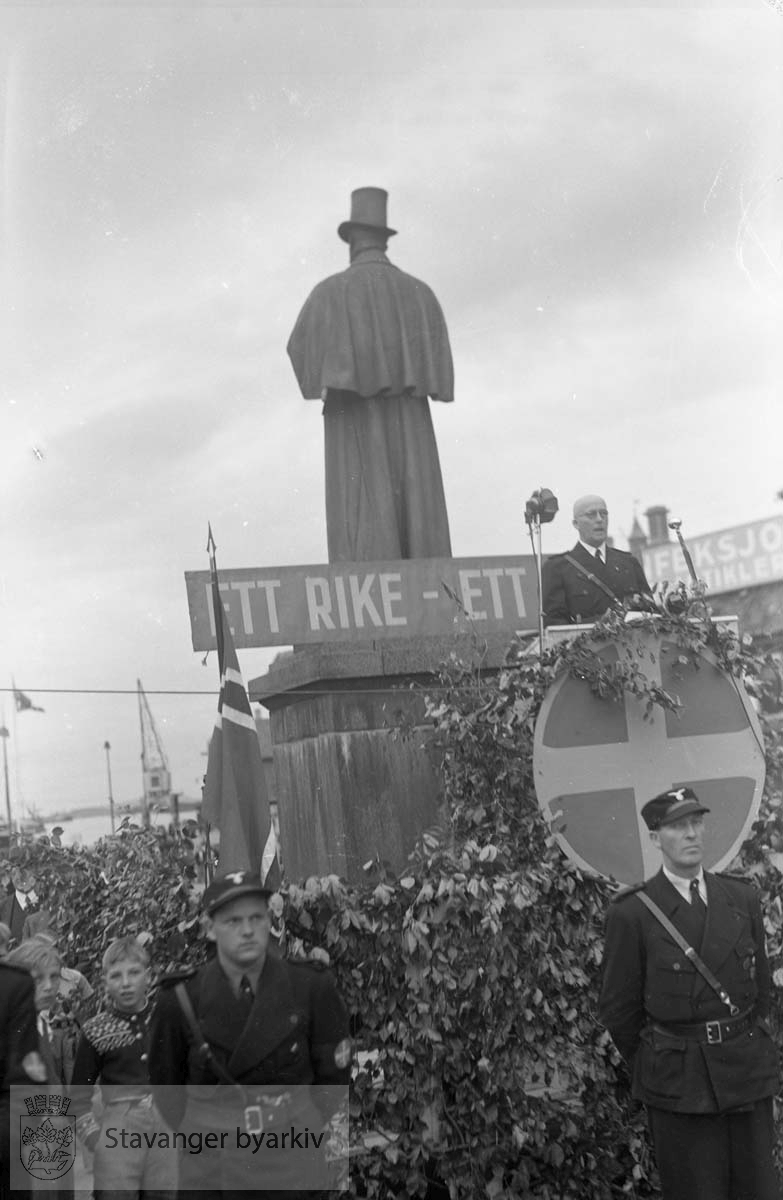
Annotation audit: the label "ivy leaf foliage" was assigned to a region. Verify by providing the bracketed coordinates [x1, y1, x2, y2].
[9, 591, 783, 1197]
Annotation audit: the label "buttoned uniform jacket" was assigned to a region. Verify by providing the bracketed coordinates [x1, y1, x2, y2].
[542, 541, 651, 626]
[148, 952, 350, 1194]
[598, 870, 779, 1113]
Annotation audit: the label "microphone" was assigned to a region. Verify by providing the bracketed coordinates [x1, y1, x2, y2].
[524, 488, 559, 525]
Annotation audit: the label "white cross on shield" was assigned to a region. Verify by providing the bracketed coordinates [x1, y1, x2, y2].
[533, 629, 765, 885]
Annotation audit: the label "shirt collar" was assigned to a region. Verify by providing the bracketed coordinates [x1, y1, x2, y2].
[578, 539, 606, 559]
[662, 864, 706, 904]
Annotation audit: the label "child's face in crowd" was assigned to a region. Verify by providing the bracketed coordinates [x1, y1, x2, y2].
[104, 957, 149, 1012]
[34, 965, 61, 1013]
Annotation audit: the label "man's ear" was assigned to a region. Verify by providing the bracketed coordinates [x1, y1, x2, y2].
[649, 831, 660, 851]
[204, 916, 217, 943]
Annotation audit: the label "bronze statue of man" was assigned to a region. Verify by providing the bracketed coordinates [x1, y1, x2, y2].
[287, 187, 454, 563]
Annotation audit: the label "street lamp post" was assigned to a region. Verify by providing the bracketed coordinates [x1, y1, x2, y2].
[0, 725, 11, 835]
[103, 740, 116, 834]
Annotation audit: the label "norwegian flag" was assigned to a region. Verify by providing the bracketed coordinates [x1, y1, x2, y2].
[202, 535, 280, 887]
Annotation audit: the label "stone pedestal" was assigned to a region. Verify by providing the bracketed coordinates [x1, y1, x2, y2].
[249, 636, 509, 884]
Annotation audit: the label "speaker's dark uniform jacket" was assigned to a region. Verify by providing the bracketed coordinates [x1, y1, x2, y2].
[598, 869, 778, 1112]
[542, 541, 650, 625]
[149, 953, 349, 1196]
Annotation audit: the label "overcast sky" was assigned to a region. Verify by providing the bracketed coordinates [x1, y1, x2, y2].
[1, 3, 781, 829]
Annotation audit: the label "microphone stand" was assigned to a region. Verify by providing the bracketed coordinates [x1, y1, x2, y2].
[526, 513, 546, 658]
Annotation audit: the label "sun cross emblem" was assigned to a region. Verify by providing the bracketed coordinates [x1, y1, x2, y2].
[533, 630, 765, 885]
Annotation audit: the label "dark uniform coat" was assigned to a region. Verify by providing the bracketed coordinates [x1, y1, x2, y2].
[542, 541, 650, 625]
[598, 869, 778, 1113]
[0, 963, 41, 1200]
[149, 952, 350, 1197]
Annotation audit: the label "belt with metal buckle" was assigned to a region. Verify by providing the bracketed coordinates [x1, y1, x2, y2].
[242, 1091, 291, 1134]
[654, 1009, 755, 1045]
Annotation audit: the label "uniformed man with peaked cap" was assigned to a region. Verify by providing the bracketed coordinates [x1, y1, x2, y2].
[598, 787, 779, 1200]
[149, 870, 350, 1199]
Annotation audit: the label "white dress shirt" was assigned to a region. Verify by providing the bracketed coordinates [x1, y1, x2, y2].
[578, 539, 607, 562]
[662, 864, 707, 906]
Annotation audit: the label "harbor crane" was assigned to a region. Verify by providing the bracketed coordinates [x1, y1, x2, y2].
[137, 679, 171, 827]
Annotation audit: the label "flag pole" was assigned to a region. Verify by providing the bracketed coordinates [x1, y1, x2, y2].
[0, 711, 12, 837]
[203, 523, 218, 885]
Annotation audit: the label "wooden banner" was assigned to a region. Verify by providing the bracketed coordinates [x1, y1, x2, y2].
[184, 556, 538, 650]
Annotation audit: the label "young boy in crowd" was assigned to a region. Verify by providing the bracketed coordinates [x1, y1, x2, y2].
[70, 937, 176, 1199]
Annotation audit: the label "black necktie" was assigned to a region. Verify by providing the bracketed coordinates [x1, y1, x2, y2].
[238, 976, 254, 1013]
[594, 548, 603, 564]
[689, 879, 707, 922]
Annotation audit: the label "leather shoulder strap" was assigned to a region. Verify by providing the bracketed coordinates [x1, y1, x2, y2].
[173, 982, 238, 1087]
[636, 891, 739, 1014]
[563, 554, 618, 604]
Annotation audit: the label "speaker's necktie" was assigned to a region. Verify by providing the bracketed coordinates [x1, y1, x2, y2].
[594, 547, 603, 564]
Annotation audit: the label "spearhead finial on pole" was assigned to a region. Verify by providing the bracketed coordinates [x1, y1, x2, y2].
[668, 519, 699, 586]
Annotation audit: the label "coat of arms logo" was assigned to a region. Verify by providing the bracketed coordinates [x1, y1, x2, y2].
[20, 1094, 75, 1180]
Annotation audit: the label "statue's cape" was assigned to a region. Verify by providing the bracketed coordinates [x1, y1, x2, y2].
[287, 258, 454, 402]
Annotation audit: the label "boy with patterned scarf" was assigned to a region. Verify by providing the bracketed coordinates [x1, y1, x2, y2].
[70, 937, 175, 1199]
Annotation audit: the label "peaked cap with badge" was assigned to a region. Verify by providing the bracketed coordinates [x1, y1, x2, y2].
[201, 869, 272, 916]
[640, 786, 710, 831]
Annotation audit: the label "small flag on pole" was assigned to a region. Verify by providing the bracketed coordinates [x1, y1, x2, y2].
[201, 528, 280, 887]
[13, 683, 44, 714]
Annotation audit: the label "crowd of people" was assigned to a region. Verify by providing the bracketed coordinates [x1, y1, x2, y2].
[0, 502, 779, 1200]
[0, 870, 349, 1200]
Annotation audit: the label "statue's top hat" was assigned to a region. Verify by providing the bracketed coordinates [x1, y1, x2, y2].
[338, 187, 397, 243]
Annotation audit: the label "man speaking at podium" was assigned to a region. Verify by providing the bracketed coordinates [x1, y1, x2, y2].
[542, 494, 651, 625]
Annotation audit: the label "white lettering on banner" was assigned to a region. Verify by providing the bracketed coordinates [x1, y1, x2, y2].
[737, 528, 755, 558]
[760, 522, 783, 553]
[256, 579, 281, 633]
[643, 517, 783, 594]
[334, 576, 350, 628]
[504, 567, 528, 618]
[186, 556, 541, 649]
[349, 575, 383, 628]
[306, 578, 336, 631]
[693, 541, 715, 568]
[459, 570, 486, 620]
[483, 568, 506, 618]
[649, 547, 674, 579]
[230, 580, 256, 633]
[206, 582, 236, 637]
[379, 574, 407, 626]
[458, 567, 529, 621]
